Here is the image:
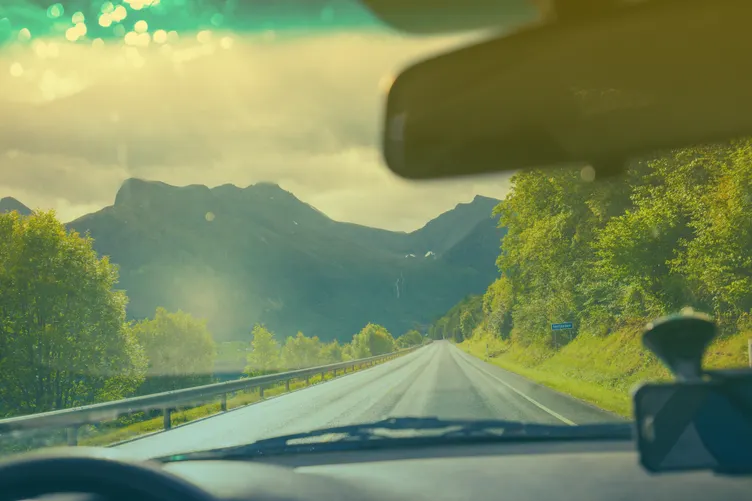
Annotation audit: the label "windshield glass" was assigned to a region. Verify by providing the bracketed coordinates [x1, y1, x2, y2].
[0, 0, 749, 459]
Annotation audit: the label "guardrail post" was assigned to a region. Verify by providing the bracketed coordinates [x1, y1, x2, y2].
[220, 394, 227, 412]
[285, 380, 290, 392]
[259, 386, 265, 399]
[748, 338, 751, 368]
[67, 426, 78, 446]
[163, 408, 172, 430]
[306, 376, 310, 385]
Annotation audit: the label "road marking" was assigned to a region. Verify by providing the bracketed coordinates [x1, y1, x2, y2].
[453, 348, 576, 426]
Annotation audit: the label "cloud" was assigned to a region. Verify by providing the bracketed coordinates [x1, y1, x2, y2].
[0, 27, 511, 230]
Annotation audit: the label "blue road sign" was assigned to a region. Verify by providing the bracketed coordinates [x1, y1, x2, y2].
[551, 322, 573, 331]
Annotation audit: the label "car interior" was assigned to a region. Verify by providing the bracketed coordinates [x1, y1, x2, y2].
[1, 0, 752, 500]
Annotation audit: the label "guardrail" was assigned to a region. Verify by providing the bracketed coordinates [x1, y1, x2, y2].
[0, 343, 428, 446]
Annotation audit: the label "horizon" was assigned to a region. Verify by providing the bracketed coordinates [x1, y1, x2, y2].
[1, 177, 503, 232]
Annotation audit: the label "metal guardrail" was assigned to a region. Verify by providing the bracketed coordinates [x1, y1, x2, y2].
[0, 344, 427, 445]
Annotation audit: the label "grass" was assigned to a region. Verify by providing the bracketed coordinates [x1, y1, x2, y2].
[75, 361, 382, 447]
[459, 324, 751, 417]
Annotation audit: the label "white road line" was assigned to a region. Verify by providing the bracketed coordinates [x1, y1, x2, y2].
[452, 347, 576, 426]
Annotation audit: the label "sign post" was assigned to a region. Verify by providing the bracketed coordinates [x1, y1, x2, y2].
[551, 322, 574, 348]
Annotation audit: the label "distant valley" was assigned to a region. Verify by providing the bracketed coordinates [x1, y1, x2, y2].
[2, 180, 506, 342]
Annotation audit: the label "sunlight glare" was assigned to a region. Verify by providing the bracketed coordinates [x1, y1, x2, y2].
[9, 62, 23, 77]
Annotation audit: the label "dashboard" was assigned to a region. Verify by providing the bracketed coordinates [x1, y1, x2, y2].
[3, 439, 751, 501]
[157, 440, 752, 501]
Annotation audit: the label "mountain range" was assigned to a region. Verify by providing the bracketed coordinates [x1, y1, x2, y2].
[2, 179, 506, 342]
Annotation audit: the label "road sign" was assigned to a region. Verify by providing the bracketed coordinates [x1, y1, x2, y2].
[551, 322, 573, 331]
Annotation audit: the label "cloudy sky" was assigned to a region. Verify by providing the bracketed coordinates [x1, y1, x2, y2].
[0, 16, 514, 231]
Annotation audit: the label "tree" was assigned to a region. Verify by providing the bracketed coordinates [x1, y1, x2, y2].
[319, 340, 343, 364]
[351, 323, 395, 357]
[396, 329, 424, 348]
[130, 308, 217, 394]
[0, 211, 146, 417]
[668, 141, 752, 325]
[483, 277, 514, 339]
[281, 332, 322, 370]
[460, 310, 475, 339]
[445, 140, 752, 349]
[427, 295, 483, 341]
[340, 342, 356, 361]
[244, 324, 280, 376]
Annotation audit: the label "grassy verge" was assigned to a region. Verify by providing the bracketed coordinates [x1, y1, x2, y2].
[458, 325, 750, 417]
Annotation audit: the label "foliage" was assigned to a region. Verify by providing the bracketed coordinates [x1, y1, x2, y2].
[396, 329, 424, 348]
[244, 325, 281, 376]
[458, 139, 752, 366]
[242, 322, 393, 376]
[319, 340, 344, 364]
[351, 323, 395, 357]
[427, 295, 483, 342]
[130, 308, 217, 394]
[0, 207, 412, 422]
[281, 332, 323, 370]
[0, 211, 146, 417]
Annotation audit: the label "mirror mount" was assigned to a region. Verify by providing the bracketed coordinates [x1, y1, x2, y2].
[642, 312, 716, 381]
[635, 311, 752, 475]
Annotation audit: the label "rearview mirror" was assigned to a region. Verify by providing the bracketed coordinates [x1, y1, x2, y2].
[382, 0, 752, 180]
[633, 378, 752, 474]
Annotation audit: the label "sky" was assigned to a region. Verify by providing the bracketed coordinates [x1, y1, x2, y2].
[0, 3, 515, 231]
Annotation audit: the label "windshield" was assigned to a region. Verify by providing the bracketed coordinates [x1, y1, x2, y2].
[0, 0, 749, 460]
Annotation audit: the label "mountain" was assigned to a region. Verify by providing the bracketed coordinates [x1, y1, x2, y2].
[66, 179, 505, 342]
[0, 197, 31, 216]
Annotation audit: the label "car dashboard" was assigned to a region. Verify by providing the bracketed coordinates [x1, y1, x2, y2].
[153, 439, 751, 501]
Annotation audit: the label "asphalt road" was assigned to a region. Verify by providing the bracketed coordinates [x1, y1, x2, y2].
[116, 341, 621, 459]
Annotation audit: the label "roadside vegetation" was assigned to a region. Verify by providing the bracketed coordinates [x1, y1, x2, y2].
[432, 140, 752, 417]
[0, 210, 424, 449]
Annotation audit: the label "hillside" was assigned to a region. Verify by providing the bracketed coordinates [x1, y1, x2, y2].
[0, 197, 31, 215]
[446, 140, 752, 416]
[63, 178, 504, 342]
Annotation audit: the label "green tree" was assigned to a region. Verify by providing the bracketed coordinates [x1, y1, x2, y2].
[495, 168, 599, 345]
[462, 140, 752, 349]
[244, 324, 280, 376]
[460, 310, 475, 339]
[483, 277, 514, 339]
[427, 295, 483, 342]
[0, 211, 146, 417]
[130, 308, 217, 394]
[319, 340, 343, 364]
[281, 331, 323, 370]
[669, 141, 752, 325]
[351, 323, 395, 357]
[340, 342, 355, 361]
[396, 329, 424, 348]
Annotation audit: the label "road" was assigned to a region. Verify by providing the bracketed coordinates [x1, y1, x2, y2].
[116, 341, 621, 459]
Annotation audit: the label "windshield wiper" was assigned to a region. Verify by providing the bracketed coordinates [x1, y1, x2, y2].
[157, 417, 633, 462]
